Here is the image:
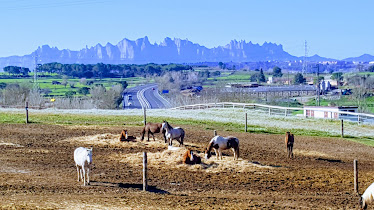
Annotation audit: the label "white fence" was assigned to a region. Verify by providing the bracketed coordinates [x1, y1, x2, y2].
[172, 102, 374, 124]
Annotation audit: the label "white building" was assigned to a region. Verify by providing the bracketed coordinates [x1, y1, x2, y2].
[304, 106, 358, 119]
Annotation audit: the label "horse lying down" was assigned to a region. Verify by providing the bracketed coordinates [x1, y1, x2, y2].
[74, 147, 92, 186]
[119, 129, 137, 142]
[204, 135, 239, 160]
[183, 149, 201, 165]
[360, 182, 374, 209]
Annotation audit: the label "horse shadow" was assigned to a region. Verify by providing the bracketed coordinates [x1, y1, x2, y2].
[315, 157, 342, 163]
[89, 181, 170, 194]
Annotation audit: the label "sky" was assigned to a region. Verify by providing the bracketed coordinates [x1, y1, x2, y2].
[0, 0, 373, 59]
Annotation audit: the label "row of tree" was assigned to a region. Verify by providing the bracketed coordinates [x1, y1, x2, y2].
[36, 63, 193, 78]
[3, 66, 30, 76]
[3, 63, 193, 78]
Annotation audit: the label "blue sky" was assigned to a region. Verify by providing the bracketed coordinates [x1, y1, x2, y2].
[0, 0, 372, 59]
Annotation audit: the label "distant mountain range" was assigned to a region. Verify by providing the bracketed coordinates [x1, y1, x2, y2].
[0, 36, 373, 70]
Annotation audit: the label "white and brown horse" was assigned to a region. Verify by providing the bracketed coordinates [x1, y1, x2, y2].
[285, 132, 294, 158]
[183, 149, 201, 165]
[204, 136, 239, 160]
[161, 121, 185, 146]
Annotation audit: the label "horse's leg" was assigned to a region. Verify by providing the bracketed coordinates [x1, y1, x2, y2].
[291, 145, 294, 158]
[141, 131, 145, 141]
[147, 131, 150, 141]
[76, 165, 80, 182]
[213, 149, 218, 160]
[87, 166, 90, 185]
[82, 165, 86, 186]
[79, 168, 83, 181]
[152, 132, 156, 141]
[219, 150, 223, 160]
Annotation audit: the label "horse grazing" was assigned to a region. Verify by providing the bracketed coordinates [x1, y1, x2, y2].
[285, 132, 294, 158]
[119, 129, 137, 142]
[204, 136, 239, 160]
[183, 149, 201, 165]
[74, 147, 93, 186]
[162, 121, 185, 146]
[141, 122, 166, 142]
[360, 182, 374, 209]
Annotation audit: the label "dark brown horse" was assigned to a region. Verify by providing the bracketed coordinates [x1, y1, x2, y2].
[141, 122, 166, 142]
[285, 132, 294, 158]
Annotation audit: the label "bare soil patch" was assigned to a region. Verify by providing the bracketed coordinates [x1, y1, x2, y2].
[1, 123, 374, 209]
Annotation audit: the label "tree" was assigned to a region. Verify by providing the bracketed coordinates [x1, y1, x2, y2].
[78, 87, 90, 95]
[218, 62, 224, 69]
[65, 90, 76, 98]
[368, 65, 374, 72]
[331, 72, 343, 88]
[272, 66, 283, 77]
[259, 69, 266, 82]
[293, 73, 306, 84]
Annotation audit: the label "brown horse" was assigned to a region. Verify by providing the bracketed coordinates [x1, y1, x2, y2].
[119, 129, 136, 142]
[285, 132, 294, 158]
[183, 149, 201, 165]
[141, 122, 166, 142]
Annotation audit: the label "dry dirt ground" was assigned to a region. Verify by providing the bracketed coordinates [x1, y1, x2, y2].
[1, 123, 374, 209]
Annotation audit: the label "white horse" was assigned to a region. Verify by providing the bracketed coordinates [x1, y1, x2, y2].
[360, 182, 374, 209]
[74, 147, 93, 186]
[161, 121, 185, 146]
[204, 136, 239, 160]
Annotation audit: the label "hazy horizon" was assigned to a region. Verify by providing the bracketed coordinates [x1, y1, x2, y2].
[1, 0, 373, 59]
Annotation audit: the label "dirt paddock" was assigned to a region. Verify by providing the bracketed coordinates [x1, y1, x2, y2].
[1, 123, 374, 209]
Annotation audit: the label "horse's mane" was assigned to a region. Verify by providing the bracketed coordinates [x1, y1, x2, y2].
[164, 121, 173, 130]
[206, 138, 215, 152]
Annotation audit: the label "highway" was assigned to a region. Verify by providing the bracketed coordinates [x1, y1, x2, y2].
[122, 84, 171, 109]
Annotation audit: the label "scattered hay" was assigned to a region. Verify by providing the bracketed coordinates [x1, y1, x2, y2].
[293, 149, 331, 158]
[62, 133, 168, 149]
[0, 142, 23, 147]
[110, 148, 278, 173]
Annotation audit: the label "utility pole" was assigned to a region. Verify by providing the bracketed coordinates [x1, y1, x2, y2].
[316, 64, 320, 106]
[302, 40, 308, 75]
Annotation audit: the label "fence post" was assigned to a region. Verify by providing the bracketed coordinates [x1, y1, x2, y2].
[268, 107, 271, 115]
[357, 115, 361, 125]
[143, 152, 148, 191]
[354, 159, 358, 194]
[25, 101, 29, 124]
[143, 108, 147, 126]
[284, 109, 287, 117]
[214, 130, 217, 136]
[245, 113, 247, 132]
[341, 119, 344, 138]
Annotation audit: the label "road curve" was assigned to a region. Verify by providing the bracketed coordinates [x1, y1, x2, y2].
[122, 84, 171, 109]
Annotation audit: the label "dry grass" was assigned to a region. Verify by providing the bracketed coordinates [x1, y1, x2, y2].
[110, 147, 279, 173]
[293, 149, 332, 158]
[63, 133, 280, 173]
[0, 142, 23, 147]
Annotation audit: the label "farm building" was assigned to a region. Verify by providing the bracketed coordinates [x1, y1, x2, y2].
[304, 106, 358, 119]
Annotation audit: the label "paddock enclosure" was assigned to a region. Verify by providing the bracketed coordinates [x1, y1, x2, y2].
[1, 123, 374, 209]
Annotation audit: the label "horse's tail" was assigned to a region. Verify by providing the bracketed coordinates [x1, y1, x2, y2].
[236, 138, 240, 159]
[180, 129, 185, 145]
[140, 127, 145, 140]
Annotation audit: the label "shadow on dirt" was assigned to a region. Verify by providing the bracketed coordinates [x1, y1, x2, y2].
[89, 181, 170, 194]
[315, 158, 342, 163]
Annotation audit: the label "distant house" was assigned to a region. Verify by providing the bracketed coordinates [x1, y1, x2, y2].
[304, 106, 358, 119]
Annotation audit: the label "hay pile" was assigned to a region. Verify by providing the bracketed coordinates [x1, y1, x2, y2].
[110, 148, 278, 173]
[62, 133, 167, 150]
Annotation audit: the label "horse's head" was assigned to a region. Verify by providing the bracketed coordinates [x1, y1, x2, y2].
[204, 148, 211, 159]
[189, 150, 194, 162]
[86, 148, 93, 164]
